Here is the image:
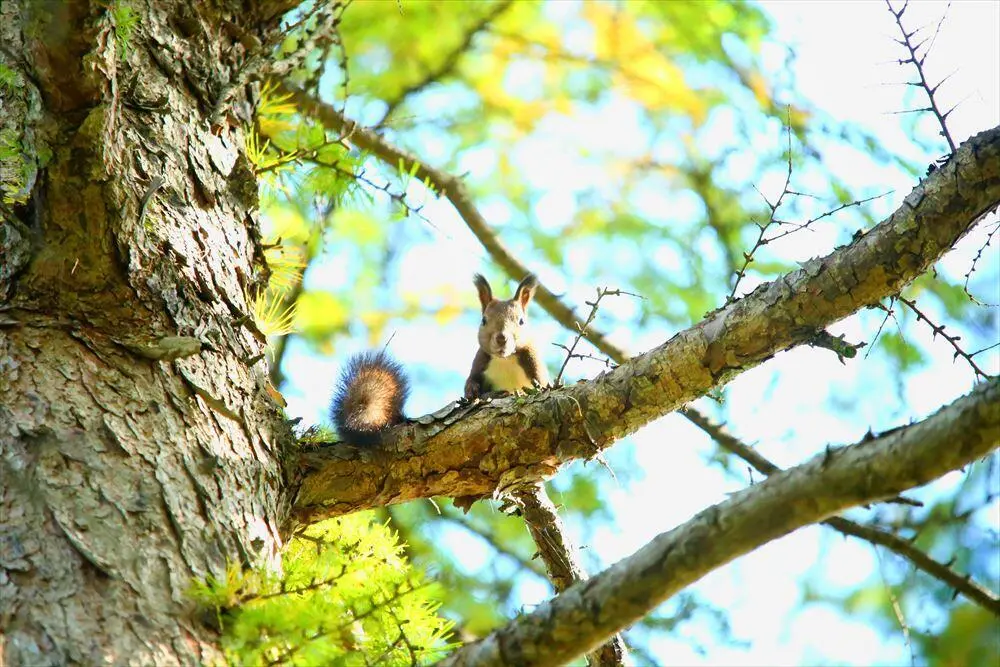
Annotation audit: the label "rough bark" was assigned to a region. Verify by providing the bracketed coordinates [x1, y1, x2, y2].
[510, 484, 627, 666]
[293, 124, 1000, 522]
[1, 2, 293, 664]
[681, 407, 1000, 615]
[437, 379, 1000, 667]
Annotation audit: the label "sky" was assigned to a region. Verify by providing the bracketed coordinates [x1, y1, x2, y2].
[278, 1, 999, 664]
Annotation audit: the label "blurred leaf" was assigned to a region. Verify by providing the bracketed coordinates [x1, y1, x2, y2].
[880, 330, 927, 372]
[295, 290, 351, 340]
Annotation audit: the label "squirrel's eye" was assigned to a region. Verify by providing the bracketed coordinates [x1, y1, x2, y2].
[481, 317, 487, 326]
[519, 318, 525, 325]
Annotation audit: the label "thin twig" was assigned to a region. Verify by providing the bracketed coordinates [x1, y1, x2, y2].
[925, 1, 952, 57]
[765, 191, 892, 243]
[970, 341, 1000, 358]
[552, 344, 617, 370]
[554, 288, 641, 386]
[875, 547, 916, 667]
[962, 219, 1000, 307]
[301, 155, 447, 237]
[865, 297, 901, 360]
[728, 118, 889, 302]
[332, 14, 351, 110]
[251, 567, 348, 602]
[728, 109, 795, 303]
[897, 295, 991, 380]
[886, 0, 957, 154]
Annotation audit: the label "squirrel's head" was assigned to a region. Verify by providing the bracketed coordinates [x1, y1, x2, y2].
[474, 273, 538, 358]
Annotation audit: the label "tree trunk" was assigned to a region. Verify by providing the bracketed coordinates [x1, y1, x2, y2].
[1, 2, 293, 664]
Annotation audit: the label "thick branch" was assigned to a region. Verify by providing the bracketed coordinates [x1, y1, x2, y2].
[681, 407, 1000, 616]
[511, 484, 627, 666]
[291, 122, 1000, 522]
[511, 484, 588, 593]
[435, 380, 1000, 667]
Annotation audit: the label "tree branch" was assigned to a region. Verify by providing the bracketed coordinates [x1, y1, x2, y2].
[828, 516, 1000, 616]
[897, 294, 991, 380]
[290, 118, 1000, 522]
[436, 104, 994, 619]
[886, 0, 957, 154]
[509, 483, 627, 666]
[435, 380, 1000, 667]
[680, 407, 1000, 616]
[417, 111, 991, 615]
[279, 82, 626, 356]
[282, 85, 1000, 655]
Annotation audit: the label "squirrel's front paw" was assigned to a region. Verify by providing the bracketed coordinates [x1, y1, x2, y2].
[464, 379, 483, 401]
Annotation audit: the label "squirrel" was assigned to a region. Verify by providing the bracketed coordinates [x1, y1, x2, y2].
[464, 273, 549, 399]
[331, 273, 547, 445]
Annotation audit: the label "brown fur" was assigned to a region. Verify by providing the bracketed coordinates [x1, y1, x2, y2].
[331, 351, 409, 446]
[465, 274, 548, 398]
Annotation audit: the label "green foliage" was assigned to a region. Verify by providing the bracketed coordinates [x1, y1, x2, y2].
[110, 1, 139, 60]
[190, 513, 453, 665]
[0, 64, 18, 92]
[880, 330, 926, 373]
[916, 604, 999, 667]
[381, 501, 544, 638]
[0, 127, 27, 204]
[0, 128, 20, 162]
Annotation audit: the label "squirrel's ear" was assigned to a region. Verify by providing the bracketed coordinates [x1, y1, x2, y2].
[473, 273, 493, 311]
[514, 274, 538, 309]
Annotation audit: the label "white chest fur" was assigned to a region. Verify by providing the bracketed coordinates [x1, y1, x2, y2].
[484, 354, 532, 392]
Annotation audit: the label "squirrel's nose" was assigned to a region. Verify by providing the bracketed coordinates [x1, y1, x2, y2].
[495, 333, 508, 347]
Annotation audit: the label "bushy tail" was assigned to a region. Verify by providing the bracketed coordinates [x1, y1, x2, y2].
[331, 351, 409, 446]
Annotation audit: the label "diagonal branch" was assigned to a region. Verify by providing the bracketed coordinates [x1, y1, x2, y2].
[897, 295, 992, 380]
[962, 219, 1000, 307]
[830, 517, 1000, 616]
[681, 407, 1000, 616]
[279, 82, 617, 356]
[436, 128, 993, 615]
[428, 136, 986, 614]
[291, 120, 1000, 522]
[435, 380, 1000, 667]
